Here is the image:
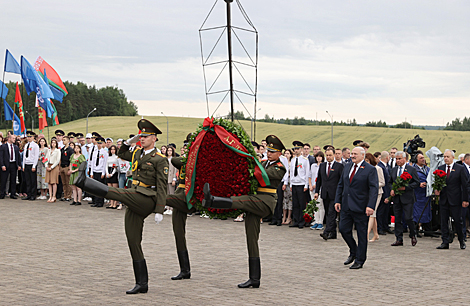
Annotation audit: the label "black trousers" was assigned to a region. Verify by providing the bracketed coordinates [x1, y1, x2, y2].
[440, 201, 464, 244]
[271, 183, 284, 222]
[1, 162, 17, 196]
[323, 196, 337, 234]
[93, 172, 105, 205]
[24, 164, 37, 199]
[292, 185, 306, 226]
[339, 209, 368, 264]
[393, 198, 416, 241]
[376, 194, 388, 231]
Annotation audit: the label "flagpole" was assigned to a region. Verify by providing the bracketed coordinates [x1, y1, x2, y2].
[0, 71, 5, 125]
[12, 103, 15, 133]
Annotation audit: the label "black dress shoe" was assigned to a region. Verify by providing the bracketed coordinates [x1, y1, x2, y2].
[320, 233, 328, 240]
[436, 243, 449, 249]
[344, 255, 355, 265]
[327, 233, 337, 239]
[76, 202, 82, 206]
[28, 197, 36, 201]
[0, 195, 5, 199]
[349, 262, 363, 269]
[268, 220, 278, 225]
[411, 236, 417, 246]
[70, 202, 77, 205]
[460, 241, 466, 250]
[9, 195, 17, 199]
[386, 228, 394, 234]
[90, 203, 99, 207]
[289, 223, 299, 228]
[298, 225, 304, 229]
[22, 196, 31, 200]
[391, 241, 403, 246]
[59, 198, 66, 201]
[378, 231, 387, 235]
[276, 221, 282, 226]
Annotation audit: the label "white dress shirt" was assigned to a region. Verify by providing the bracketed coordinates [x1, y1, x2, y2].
[91, 148, 108, 173]
[289, 155, 310, 188]
[87, 144, 98, 170]
[325, 160, 336, 176]
[23, 141, 40, 169]
[7, 143, 16, 162]
[349, 160, 364, 178]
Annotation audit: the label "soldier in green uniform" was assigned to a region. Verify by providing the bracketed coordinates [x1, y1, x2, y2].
[165, 156, 196, 280]
[74, 119, 168, 294]
[202, 135, 287, 288]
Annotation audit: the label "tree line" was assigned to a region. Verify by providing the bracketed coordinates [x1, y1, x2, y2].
[0, 81, 138, 130]
[444, 117, 470, 131]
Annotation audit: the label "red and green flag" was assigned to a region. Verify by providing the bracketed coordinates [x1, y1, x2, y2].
[38, 106, 48, 133]
[14, 82, 26, 134]
[34, 56, 68, 96]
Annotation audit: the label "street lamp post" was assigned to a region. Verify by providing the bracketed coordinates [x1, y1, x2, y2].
[326, 111, 333, 145]
[253, 107, 261, 141]
[161, 112, 169, 144]
[86, 108, 97, 135]
[25, 111, 34, 132]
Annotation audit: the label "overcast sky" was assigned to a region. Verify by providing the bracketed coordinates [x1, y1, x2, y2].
[2, 0, 469, 125]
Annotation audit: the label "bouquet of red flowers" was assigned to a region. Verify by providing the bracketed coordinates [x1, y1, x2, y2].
[432, 169, 447, 203]
[303, 199, 318, 224]
[72, 162, 79, 170]
[388, 171, 413, 201]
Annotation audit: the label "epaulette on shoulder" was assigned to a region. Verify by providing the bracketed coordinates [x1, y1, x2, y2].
[153, 152, 166, 158]
[276, 162, 283, 167]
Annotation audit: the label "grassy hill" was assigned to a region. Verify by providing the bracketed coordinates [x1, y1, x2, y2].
[6, 116, 469, 156]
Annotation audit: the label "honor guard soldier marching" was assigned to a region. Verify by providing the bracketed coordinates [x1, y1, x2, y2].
[74, 119, 168, 294]
[202, 135, 287, 288]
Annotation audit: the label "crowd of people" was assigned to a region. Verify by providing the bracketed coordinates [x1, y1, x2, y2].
[249, 139, 470, 253]
[3, 128, 469, 254]
[0, 129, 184, 211]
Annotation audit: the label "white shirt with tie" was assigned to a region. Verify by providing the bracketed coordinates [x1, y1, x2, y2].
[289, 155, 310, 188]
[22, 141, 39, 169]
[7, 143, 16, 162]
[325, 160, 336, 176]
[349, 160, 364, 179]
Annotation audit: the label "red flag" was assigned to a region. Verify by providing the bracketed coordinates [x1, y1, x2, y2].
[14, 82, 26, 133]
[38, 106, 48, 132]
[34, 56, 68, 95]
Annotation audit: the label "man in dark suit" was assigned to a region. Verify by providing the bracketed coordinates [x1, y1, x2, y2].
[377, 151, 392, 235]
[334, 147, 378, 269]
[314, 147, 344, 240]
[0, 134, 21, 199]
[435, 149, 469, 250]
[388, 151, 420, 246]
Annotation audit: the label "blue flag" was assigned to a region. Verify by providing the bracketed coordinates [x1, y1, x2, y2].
[4, 50, 21, 74]
[3, 99, 22, 135]
[38, 68, 64, 102]
[20, 56, 53, 99]
[0, 80, 8, 100]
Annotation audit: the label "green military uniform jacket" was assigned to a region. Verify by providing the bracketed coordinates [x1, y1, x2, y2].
[118, 143, 169, 213]
[261, 159, 286, 191]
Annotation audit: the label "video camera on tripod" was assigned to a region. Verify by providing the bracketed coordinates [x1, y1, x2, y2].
[403, 134, 426, 163]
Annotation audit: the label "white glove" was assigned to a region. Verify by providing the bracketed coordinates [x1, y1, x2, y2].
[126, 134, 140, 145]
[155, 213, 163, 224]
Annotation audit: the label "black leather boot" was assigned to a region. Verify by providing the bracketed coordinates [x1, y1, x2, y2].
[126, 259, 149, 294]
[171, 250, 191, 280]
[238, 257, 260, 288]
[202, 183, 233, 209]
[73, 162, 108, 198]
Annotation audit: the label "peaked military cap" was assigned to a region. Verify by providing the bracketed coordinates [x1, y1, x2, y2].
[251, 141, 260, 150]
[91, 132, 100, 138]
[323, 145, 335, 151]
[95, 137, 105, 144]
[266, 135, 285, 152]
[55, 129, 65, 136]
[138, 119, 162, 135]
[183, 133, 192, 145]
[353, 139, 363, 146]
[168, 143, 176, 149]
[75, 133, 84, 138]
[26, 130, 36, 137]
[67, 132, 76, 138]
[292, 141, 304, 149]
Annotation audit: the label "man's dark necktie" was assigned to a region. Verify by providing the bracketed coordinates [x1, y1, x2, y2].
[10, 144, 13, 162]
[96, 150, 100, 167]
[349, 164, 357, 183]
[26, 143, 30, 158]
[327, 162, 331, 177]
[294, 157, 298, 177]
[90, 146, 95, 161]
[446, 165, 450, 179]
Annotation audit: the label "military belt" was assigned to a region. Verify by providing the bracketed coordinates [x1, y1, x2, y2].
[256, 187, 277, 194]
[178, 184, 185, 189]
[132, 180, 155, 188]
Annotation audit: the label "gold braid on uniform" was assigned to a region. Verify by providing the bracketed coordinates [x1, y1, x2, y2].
[131, 148, 141, 172]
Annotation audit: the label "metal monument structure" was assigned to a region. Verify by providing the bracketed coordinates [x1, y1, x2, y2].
[199, 0, 259, 139]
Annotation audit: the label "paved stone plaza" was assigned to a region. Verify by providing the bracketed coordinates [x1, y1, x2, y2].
[0, 199, 468, 305]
